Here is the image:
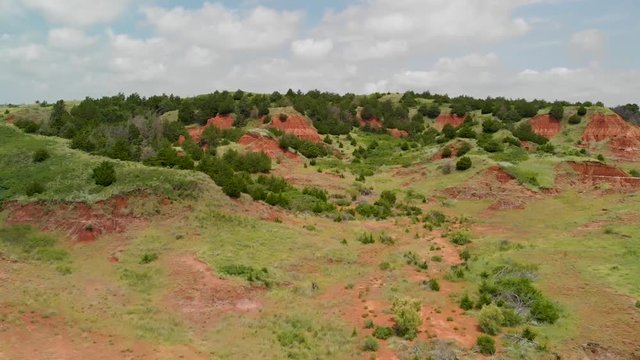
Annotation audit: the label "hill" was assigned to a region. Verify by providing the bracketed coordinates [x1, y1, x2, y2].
[1, 91, 639, 359]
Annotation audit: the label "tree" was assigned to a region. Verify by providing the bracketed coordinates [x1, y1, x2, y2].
[568, 114, 581, 125]
[577, 105, 587, 116]
[93, 161, 116, 187]
[549, 102, 564, 121]
[425, 104, 441, 119]
[482, 118, 502, 133]
[49, 99, 69, 133]
[456, 156, 472, 171]
[178, 101, 196, 124]
[442, 124, 457, 140]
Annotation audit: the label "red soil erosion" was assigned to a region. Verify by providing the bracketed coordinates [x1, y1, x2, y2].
[2, 194, 154, 242]
[387, 128, 408, 138]
[582, 113, 640, 159]
[530, 114, 561, 139]
[268, 114, 322, 143]
[164, 255, 263, 327]
[181, 126, 206, 144]
[444, 166, 539, 210]
[207, 114, 235, 130]
[566, 161, 640, 188]
[238, 133, 299, 161]
[434, 114, 465, 131]
[357, 116, 383, 129]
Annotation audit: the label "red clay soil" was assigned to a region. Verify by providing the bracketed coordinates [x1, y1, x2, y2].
[268, 114, 322, 143]
[2, 194, 154, 242]
[5, 115, 15, 124]
[444, 166, 539, 210]
[565, 161, 640, 188]
[207, 114, 235, 130]
[434, 114, 465, 131]
[238, 133, 299, 161]
[387, 128, 409, 138]
[182, 125, 207, 143]
[357, 116, 383, 130]
[530, 114, 561, 139]
[0, 307, 206, 359]
[164, 255, 262, 327]
[582, 113, 640, 159]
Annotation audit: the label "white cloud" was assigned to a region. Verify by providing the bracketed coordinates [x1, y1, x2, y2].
[570, 28, 605, 54]
[291, 38, 333, 59]
[4, 44, 45, 61]
[48, 28, 96, 49]
[23, 0, 130, 27]
[140, 3, 302, 51]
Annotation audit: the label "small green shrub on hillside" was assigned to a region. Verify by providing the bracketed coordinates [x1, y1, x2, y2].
[530, 298, 560, 323]
[460, 294, 474, 310]
[372, 326, 394, 340]
[140, 253, 159, 264]
[362, 337, 379, 352]
[522, 327, 537, 341]
[15, 119, 40, 133]
[423, 210, 446, 227]
[358, 232, 375, 244]
[577, 105, 587, 116]
[597, 154, 605, 162]
[629, 169, 640, 177]
[476, 335, 496, 355]
[456, 156, 472, 171]
[478, 304, 504, 335]
[25, 181, 45, 196]
[378, 232, 395, 245]
[392, 298, 422, 340]
[219, 264, 272, 287]
[442, 124, 457, 140]
[549, 102, 564, 121]
[424, 279, 440, 291]
[457, 142, 472, 156]
[92, 161, 116, 187]
[32, 149, 50, 163]
[568, 114, 582, 125]
[450, 231, 471, 245]
[441, 147, 452, 158]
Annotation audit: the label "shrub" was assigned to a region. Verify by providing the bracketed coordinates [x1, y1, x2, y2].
[549, 102, 564, 121]
[501, 307, 522, 327]
[425, 279, 440, 291]
[456, 156, 472, 171]
[92, 162, 116, 187]
[568, 114, 581, 125]
[577, 105, 587, 116]
[457, 142, 472, 156]
[25, 182, 45, 196]
[441, 147, 452, 158]
[140, 253, 158, 264]
[460, 294, 474, 310]
[442, 124, 457, 139]
[392, 298, 422, 340]
[522, 327, 537, 341]
[425, 104, 441, 119]
[476, 335, 496, 355]
[372, 326, 394, 340]
[378, 233, 395, 245]
[279, 113, 288, 121]
[629, 169, 640, 177]
[358, 232, 375, 244]
[530, 298, 560, 324]
[218, 264, 271, 287]
[482, 118, 502, 133]
[362, 337, 379, 352]
[481, 139, 503, 153]
[33, 149, 50, 163]
[364, 319, 374, 329]
[478, 304, 504, 335]
[14, 119, 40, 133]
[459, 249, 471, 262]
[423, 210, 446, 226]
[597, 154, 605, 162]
[450, 232, 471, 245]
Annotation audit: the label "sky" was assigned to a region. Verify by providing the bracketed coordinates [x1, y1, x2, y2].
[1, 0, 639, 105]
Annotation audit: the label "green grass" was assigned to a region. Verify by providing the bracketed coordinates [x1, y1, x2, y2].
[0, 124, 207, 202]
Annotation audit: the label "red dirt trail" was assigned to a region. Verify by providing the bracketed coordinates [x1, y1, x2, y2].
[530, 114, 561, 139]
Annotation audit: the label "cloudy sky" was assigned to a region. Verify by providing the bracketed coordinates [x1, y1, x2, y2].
[1, 0, 638, 105]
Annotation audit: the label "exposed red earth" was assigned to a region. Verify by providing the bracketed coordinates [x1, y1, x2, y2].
[267, 114, 322, 143]
[444, 166, 539, 210]
[357, 116, 383, 130]
[387, 128, 409, 138]
[164, 255, 263, 327]
[207, 114, 235, 130]
[582, 113, 640, 159]
[5, 115, 15, 124]
[434, 114, 465, 131]
[238, 132, 299, 161]
[530, 114, 561, 139]
[2, 194, 159, 242]
[567, 161, 640, 188]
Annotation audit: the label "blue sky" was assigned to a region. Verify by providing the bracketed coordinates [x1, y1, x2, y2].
[1, 0, 638, 104]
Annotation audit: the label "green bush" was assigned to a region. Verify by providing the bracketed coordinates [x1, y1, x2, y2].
[476, 335, 496, 355]
[372, 326, 394, 340]
[25, 181, 45, 196]
[32, 149, 50, 163]
[478, 304, 504, 335]
[92, 161, 116, 187]
[459, 249, 471, 262]
[140, 253, 159, 264]
[362, 337, 379, 352]
[568, 114, 582, 125]
[577, 105, 587, 116]
[457, 142, 472, 156]
[530, 298, 560, 324]
[423, 210, 446, 227]
[549, 102, 564, 121]
[522, 327, 537, 341]
[14, 119, 40, 133]
[378, 232, 395, 245]
[456, 156, 472, 171]
[364, 319, 374, 329]
[441, 147, 452, 158]
[629, 169, 640, 178]
[425, 279, 440, 291]
[450, 231, 471, 245]
[357, 232, 375, 244]
[501, 307, 523, 327]
[218, 264, 272, 287]
[460, 294, 474, 310]
[392, 298, 422, 340]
